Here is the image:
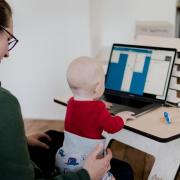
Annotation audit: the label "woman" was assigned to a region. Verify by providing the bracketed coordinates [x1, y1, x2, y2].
[0, 1, 112, 179]
[0, 0, 134, 179]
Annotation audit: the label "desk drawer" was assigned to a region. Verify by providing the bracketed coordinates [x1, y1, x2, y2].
[169, 77, 180, 90]
[167, 89, 180, 104]
[172, 65, 180, 77]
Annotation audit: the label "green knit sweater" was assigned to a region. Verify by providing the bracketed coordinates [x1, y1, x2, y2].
[0, 87, 90, 180]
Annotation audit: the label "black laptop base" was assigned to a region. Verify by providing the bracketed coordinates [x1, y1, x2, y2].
[102, 94, 161, 116]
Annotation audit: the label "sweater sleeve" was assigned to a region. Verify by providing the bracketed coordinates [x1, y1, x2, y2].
[0, 88, 35, 180]
[98, 103, 124, 133]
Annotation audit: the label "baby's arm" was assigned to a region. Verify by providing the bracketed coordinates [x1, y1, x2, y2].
[99, 102, 134, 133]
[116, 111, 135, 124]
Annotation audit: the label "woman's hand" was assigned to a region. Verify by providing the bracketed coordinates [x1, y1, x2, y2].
[83, 143, 112, 180]
[27, 132, 51, 149]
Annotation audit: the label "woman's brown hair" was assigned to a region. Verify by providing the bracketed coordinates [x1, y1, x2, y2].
[0, 0, 12, 30]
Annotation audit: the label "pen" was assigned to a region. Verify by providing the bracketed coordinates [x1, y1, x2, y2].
[163, 111, 171, 124]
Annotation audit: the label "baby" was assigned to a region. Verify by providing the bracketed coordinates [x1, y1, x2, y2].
[55, 56, 135, 179]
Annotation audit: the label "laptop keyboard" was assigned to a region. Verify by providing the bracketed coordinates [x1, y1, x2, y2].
[103, 94, 152, 109]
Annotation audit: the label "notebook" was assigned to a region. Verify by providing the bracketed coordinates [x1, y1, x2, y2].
[102, 43, 177, 116]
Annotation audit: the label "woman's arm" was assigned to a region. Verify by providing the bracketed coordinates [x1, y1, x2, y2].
[0, 89, 35, 180]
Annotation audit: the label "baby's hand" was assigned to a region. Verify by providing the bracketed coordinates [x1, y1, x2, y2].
[116, 111, 135, 124]
[102, 100, 112, 109]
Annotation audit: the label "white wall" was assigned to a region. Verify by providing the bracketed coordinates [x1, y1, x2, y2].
[0, 0, 91, 120]
[90, 0, 177, 56]
[0, 0, 178, 120]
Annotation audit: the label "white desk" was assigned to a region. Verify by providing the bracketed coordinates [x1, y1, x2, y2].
[54, 96, 180, 180]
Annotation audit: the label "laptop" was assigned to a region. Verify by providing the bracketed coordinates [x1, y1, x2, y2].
[102, 43, 177, 116]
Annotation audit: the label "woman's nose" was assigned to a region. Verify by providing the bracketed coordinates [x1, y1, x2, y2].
[4, 51, 9, 58]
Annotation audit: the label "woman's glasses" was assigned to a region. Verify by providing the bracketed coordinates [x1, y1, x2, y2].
[0, 25, 19, 51]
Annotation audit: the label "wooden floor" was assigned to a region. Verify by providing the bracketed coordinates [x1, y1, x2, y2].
[24, 119, 180, 180]
[24, 119, 64, 135]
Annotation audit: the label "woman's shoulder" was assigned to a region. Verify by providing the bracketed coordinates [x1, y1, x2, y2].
[0, 87, 18, 103]
[0, 87, 11, 94]
[0, 87, 22, 131]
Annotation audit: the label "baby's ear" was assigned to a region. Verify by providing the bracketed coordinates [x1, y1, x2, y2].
[93, 81, 101, 98]
[94, 81, 100, 92]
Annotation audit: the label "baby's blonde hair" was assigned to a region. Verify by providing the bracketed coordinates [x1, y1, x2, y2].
[66, 56, 104, 96]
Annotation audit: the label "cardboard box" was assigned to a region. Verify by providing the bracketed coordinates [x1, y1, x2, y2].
[135, 21, 173, 38]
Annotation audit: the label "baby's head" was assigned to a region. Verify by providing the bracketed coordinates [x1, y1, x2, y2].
[66, 56, 105, 99]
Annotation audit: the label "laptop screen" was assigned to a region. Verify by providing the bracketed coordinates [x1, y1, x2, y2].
[105, 44, 176, 103]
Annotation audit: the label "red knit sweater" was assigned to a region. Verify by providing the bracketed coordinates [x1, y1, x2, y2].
[65, 97, 124, 139]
